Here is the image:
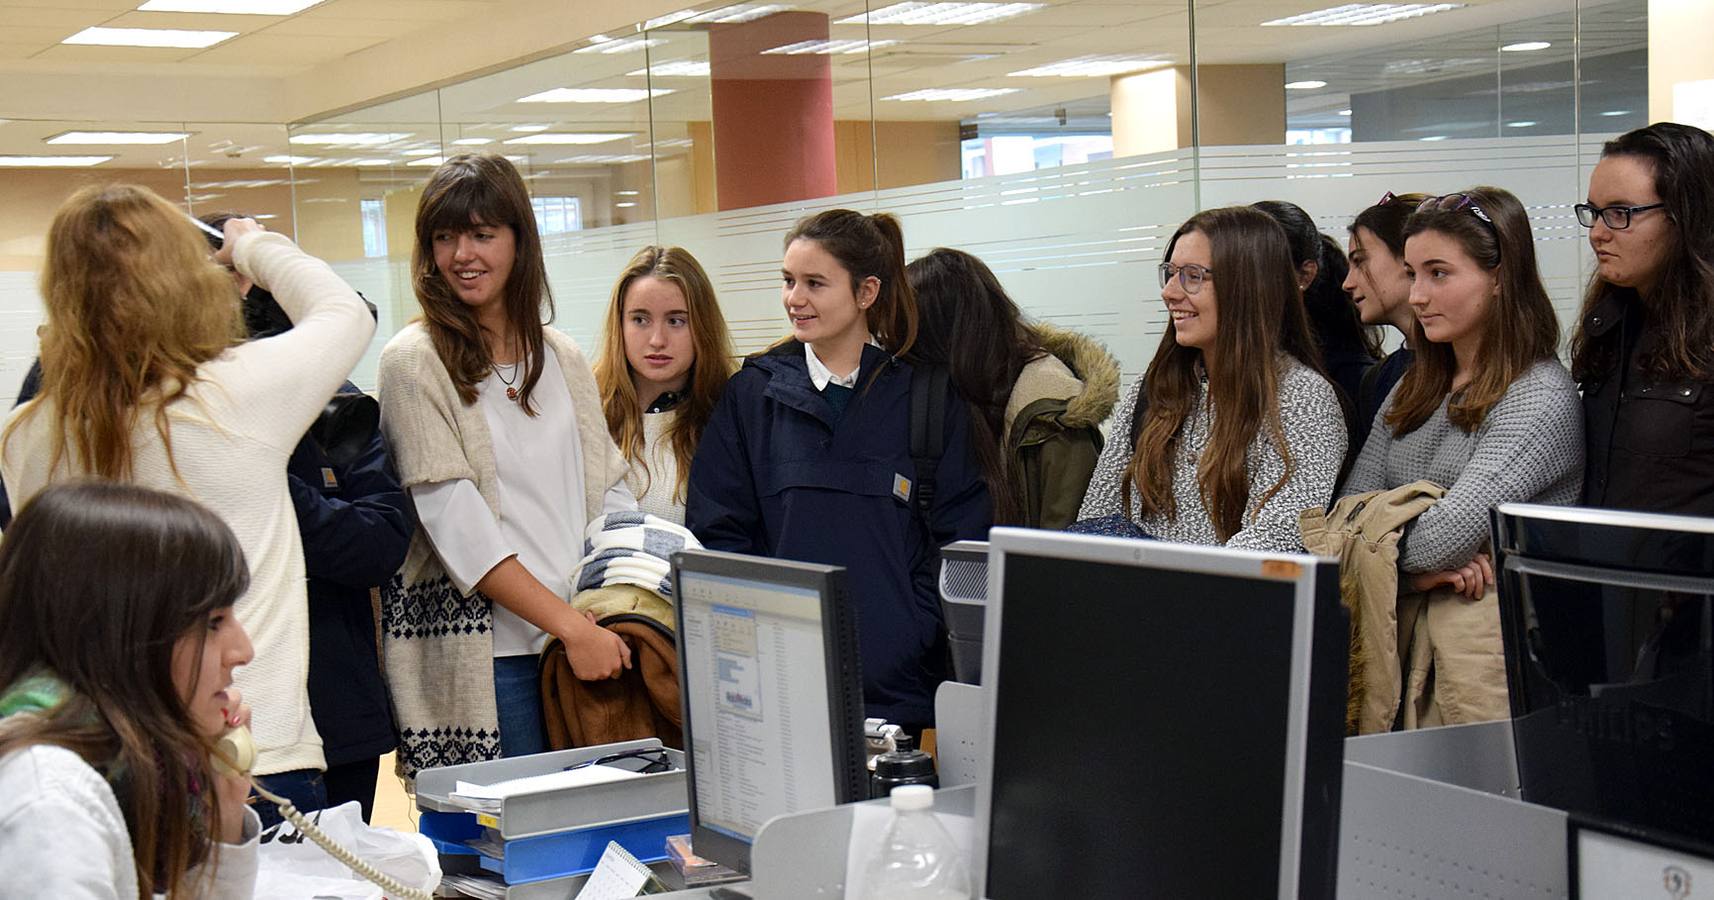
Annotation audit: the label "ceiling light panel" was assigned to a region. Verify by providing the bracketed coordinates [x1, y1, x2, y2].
[504, 133, 635, 145]
[264, 154, 316, 164]
[406, 156, 447, 167]
[1262, 3, 1464, 27]
[1285, 80, 1328, 90]
[63, 26, 238, 49]
[0, 156, 114, 167]
[837, 2, 1044, 26]
[553, 154, 651, 163]
[46, 131, 191, 145]
[574, 37, 664, 55]
[288, 132, 411, 146]
[1008, 55, 1169, 78]
[451, 138, 495, 145]
[762, 39, 898, 55]
[627, 61, 711, 77]
[517, 88, 675, 103]
[137, 0, 328, 13]
[1500, 41, 1551, 51]
[883, 88, 1020, 101]
[687, 4, 792, 24]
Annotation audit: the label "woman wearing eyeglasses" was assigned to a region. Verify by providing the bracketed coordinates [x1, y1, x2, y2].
[1342, 187, 1582, 601]
[1076, 206, 1346, 552]
[1572, 122, 1714, 516]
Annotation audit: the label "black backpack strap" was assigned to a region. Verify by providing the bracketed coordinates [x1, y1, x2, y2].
[909, 363, 949, 532]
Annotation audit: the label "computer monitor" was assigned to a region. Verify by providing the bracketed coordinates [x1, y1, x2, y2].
[1492, 503, 1714, 845]
[939, 540, 989, 684]
[671, 549, 869, 875]
[972, 529, 1346, 900]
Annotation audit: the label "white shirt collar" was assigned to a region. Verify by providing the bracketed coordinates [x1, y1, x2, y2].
[804, 339, 877, 391]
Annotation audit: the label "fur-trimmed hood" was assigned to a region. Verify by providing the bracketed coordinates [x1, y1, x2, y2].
[1003, 323, 1121, 436]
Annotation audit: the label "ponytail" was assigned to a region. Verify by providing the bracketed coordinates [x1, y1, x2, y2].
[785, 209, 918, 357]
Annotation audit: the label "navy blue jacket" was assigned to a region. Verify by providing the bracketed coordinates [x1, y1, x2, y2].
[686, 342, 992, 727]
[287, 384, 413, 766]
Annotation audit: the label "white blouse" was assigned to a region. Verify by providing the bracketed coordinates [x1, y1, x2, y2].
[411, 350, 636, 657]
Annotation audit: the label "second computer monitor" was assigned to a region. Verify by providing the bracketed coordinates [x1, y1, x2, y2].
[973, 529, 1347, 900]
[671, 549, 868, 875]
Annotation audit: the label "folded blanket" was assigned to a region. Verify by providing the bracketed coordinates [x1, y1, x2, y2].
[573, 511, 702, 596]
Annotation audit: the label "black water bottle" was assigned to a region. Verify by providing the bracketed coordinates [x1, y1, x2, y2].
[870, 734, 938, 799]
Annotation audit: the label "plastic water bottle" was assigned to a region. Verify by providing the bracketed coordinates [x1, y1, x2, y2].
[859, 784, 972, 900]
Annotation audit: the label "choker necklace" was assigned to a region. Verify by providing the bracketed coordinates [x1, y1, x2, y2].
[492, 361, 520, 402]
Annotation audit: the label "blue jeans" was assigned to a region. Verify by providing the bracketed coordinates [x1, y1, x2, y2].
[493, 655, 548, 757]
[252, 768, 327, 832]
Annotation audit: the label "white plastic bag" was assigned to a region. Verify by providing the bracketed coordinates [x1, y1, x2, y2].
[255, 801, 441, 900]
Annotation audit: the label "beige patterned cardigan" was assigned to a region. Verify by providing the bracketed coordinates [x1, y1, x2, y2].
[376, 322, 630, 777]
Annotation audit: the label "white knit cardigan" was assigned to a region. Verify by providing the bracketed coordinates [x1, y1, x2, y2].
[376, 322, 630, 777]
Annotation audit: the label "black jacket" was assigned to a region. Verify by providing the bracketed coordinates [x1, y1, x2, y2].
[1580, 296, 1714, 517]
[686, 341, 992, 726]
[289, 383, 414, 765]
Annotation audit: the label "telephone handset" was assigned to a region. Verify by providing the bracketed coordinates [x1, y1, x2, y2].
[210, 726, 431, 900]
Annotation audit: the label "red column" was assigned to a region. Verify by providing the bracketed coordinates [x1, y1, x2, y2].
[707, 11, 838, 210]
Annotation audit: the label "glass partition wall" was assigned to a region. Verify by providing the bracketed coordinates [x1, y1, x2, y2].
[0, 0, 1647, 401]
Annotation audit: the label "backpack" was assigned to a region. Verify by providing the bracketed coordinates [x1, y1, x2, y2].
[908, 363, 951, 536]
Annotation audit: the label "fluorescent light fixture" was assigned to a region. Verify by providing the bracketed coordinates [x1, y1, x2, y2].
[1601, 109, 1631, 117]
[346, 158, 394, 166]
[263, 154, 317, 164]
[46, 130, 190, 145]
[1008, 54, 1169, 77]
[552, 153, 650, 163]
[1419, 135, 1448, 141]
[251, 214, 277, 220]
[626, 60, 711, 77]
[406, 156, 447, 167]
[643, 9, 699, 29]
[882, 87, 1020, 101]
[1285, 80, 1328, 90]
[0, 155, 113, 167]
[511, 124, 552, 132]
[504, 133, 634, 145]
[516, 87, 674, 103]
[762, 38, 897, 55]
[616, 189, 641, 196]
[1506, 120, 1537, 127]
[451, 137, 494, 145]
[1339, 109, 1353, 116]
[1501, 41, 1551, 51]
[574, 37, 664, 55]
[687, 4, 791, 23]
[837, 2, 1044, 26]
[289, 132, 410, 146]
[616, 202, 639, 208]
[62, 26, 236, 48]
[1262, 3, 1463, 27]
[401, 148, 441, 156]
[138, 0, 327, 13]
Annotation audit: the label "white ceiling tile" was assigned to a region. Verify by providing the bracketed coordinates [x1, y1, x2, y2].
[32, 43, 207, 63]
[186, 30, 387, 64]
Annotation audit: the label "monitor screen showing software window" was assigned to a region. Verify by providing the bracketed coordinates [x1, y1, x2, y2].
[679, 569, 838, 844]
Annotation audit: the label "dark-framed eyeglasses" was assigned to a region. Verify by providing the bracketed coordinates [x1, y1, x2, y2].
[1159, 261, 1213, 295]
[1574, 201, 1665, 230]
[563, 747, 675, 775]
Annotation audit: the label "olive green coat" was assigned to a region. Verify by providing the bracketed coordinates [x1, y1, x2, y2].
[1001, 325, 1121, 530]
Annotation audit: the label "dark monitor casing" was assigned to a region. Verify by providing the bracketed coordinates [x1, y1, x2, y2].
[670, 549, 870, 875]
[972, 529, 1346, 900]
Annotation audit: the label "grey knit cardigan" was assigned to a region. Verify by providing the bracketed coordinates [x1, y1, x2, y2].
[377, 322, 630, 777]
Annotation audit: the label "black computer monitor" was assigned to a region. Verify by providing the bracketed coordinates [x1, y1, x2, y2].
[973, 529, 1346, 900]
[1492, 503, 1714, 845]
[671, 549, 869, 875]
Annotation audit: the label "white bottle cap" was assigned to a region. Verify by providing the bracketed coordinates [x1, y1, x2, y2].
[889, 784, 934, 811]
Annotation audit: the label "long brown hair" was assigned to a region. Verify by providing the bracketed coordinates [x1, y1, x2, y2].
[1386, 186, 1560, 435]
[0, 482, 250, 898]
[413, 154, 554, 413]
[1124, 206, 1322, 541]
[783, 209, 918, 358]
[1570, 123, 1714, 383]
[2, 185, 242, 481]
[907, 248, 1044, 525]
[595, 246, 736, 504]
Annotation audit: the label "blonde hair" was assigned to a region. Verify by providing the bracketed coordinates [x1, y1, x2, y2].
[595, 246, 735, 504]
[4, 184, 241, 480]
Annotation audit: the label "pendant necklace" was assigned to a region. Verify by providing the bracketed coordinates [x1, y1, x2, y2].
[493, 361, 520, 402]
